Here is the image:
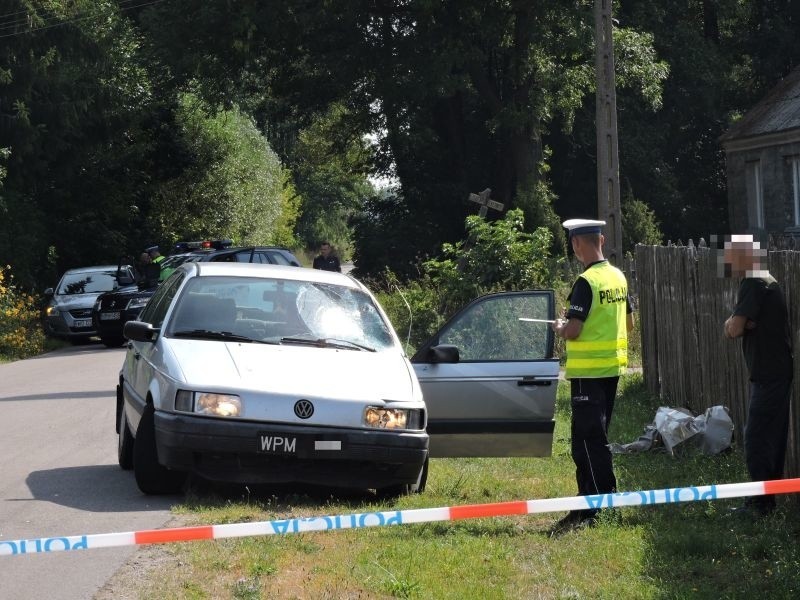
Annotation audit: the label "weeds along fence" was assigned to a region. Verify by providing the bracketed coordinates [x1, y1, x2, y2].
[635, 240, 800, 477]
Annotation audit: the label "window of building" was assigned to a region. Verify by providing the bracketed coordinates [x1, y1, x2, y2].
[746, 160, 764, 228]
[791, 156, 800, 227]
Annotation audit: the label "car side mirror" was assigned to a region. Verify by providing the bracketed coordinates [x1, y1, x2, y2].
[124, 320, 160, 343]
[44, 287, 54, 296]
[426, 344, 460, 364]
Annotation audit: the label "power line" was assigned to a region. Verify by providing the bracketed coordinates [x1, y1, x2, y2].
[0, 0, 169, 39]
[0, 0, 148, 31]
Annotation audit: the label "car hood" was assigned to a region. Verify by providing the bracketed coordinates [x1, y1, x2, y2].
[51, 293, 105, 310]
[165, 339, 417, 402]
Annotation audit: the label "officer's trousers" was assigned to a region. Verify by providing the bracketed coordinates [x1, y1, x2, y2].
[570, 377, 619, 515]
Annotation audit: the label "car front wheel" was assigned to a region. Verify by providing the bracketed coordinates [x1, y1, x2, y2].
[376, 456, 429, 498]
[118, 405, 134, 470]
[133, 404, 186, 494]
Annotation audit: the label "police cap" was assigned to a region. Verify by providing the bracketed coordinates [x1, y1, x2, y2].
[562, 218, 606, 239]
[145, 245, 160, 255]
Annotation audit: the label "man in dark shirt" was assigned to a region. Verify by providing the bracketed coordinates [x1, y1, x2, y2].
[723, 234, 793, 516]
[312, 242, 342, 272]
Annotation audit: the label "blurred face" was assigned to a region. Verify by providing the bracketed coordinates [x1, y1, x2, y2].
[140, 253, 151, 264]
[723, 238, 764, 277]
[320, 243, 331, 257]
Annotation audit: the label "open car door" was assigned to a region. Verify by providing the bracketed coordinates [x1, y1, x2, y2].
[411, 290, 559, 458]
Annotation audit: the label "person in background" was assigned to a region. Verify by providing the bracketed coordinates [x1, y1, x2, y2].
[723, 234, 793, 517]
[145, 245, 165, 284]
[136, 252, 152, 286]
[313, 241, 341, 272]
[551, 218, 634, 533]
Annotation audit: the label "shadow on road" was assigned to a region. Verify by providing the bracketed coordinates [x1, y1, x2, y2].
[22, 465, 178, 512]
[28, 342, 125, 360]
[0, 390, 112, 402]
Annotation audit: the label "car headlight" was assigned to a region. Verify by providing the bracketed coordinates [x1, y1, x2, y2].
[127, 297, 150, 310]
[93, 299, 101, 311]
[45, 305, 58, 317]
[364, 407, 425, 430]
[175, 390, 242, 417]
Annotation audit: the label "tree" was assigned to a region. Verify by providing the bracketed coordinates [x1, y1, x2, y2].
[148, 94, 295, 247]
[136, 0, 668, 277]
[287, 104, 375, 254]
[0, 0, 157, 285]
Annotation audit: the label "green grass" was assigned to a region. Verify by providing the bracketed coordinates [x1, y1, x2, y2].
[128, 374, 800, 599]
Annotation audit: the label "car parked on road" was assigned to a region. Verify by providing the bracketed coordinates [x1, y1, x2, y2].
[117, 262, 558, 495]
[93, 242, 302, 347]
[43, 264, 135, 344]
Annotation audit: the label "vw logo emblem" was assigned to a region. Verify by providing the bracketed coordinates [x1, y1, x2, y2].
[294, 399, 314, 419]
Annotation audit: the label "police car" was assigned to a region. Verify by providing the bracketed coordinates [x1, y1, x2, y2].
[116, 261, 559, 495]
[93, 241, 302, 347]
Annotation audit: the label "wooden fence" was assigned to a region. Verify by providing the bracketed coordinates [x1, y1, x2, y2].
[635, 241, 800, 477]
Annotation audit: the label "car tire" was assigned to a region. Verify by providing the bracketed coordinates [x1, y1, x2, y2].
[133, 404, 186, 495]
[101, 335, 126, 348]
[376, 456, 429, 498]
[118, 406, 134, 470]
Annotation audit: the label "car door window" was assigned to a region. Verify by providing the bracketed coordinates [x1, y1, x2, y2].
[435, 293, 553, 361]
[263, 250, 291, 265]
[232, 250, 264, 263]
[139, 273, 185, 327]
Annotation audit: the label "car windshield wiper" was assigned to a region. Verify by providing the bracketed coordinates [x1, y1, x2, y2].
[279, 336, 376, 352]
[172, 330, 279, 344]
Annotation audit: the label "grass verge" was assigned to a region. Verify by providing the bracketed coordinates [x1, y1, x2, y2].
[120, 374, 800, 599]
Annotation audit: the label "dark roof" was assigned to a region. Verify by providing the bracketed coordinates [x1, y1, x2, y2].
[720, 66, 800, 142]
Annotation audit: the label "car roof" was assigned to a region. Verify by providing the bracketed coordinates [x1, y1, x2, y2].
[185, 261, 361, 288]
[167, 246, 299, 260]
[63, 265, 128, 274]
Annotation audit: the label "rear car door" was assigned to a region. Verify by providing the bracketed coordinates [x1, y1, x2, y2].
[411, 291, 558, 458]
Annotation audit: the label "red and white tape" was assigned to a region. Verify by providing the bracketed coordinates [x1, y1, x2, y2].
[2, 478, 799, 556]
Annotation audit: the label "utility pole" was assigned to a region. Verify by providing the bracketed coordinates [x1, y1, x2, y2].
[595, 0, 623, 264]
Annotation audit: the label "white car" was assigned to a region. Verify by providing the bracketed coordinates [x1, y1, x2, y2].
[117, 262, 559, 495]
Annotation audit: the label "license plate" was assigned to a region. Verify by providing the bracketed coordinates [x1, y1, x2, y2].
[74, 319, 92, 328]
[100, 311, 121, 320]
[258, 433, 299, 454]
[257, 433, 343, 455]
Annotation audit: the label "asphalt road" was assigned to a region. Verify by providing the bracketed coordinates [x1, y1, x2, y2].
[0, 343, 177, 599]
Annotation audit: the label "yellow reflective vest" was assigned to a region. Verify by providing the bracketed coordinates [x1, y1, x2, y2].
[565, 261, 628, 378]
[151, 255, 168, 282]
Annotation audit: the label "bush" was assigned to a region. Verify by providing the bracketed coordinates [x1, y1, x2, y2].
[376, 209, 559, 353]
[0, 265, 45, 360]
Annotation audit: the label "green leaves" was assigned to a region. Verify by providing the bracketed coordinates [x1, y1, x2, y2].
[148, 94, 291, 247]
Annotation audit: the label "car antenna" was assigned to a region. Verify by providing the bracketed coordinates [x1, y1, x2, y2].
[393, 283, 413, 353]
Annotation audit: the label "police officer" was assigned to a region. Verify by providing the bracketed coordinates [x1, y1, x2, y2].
[145, 245, 166, 284]
[551, 219, 634, 532]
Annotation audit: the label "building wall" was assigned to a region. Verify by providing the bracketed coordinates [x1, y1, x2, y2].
[726, 137, 800, 235]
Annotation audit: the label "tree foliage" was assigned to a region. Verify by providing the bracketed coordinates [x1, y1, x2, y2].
[622, 192, 663, 253]
[148, 94, 293, 248]
[2, 1, 800, 289]
[135, 0, 668, 277]
[376, 208, 557, 351]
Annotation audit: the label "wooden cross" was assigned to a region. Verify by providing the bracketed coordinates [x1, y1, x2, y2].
[469, 188, 504, 218]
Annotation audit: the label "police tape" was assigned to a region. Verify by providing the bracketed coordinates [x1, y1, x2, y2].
[2, 477, 799, 556]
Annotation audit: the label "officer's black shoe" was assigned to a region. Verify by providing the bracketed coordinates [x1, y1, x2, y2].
[550, 510, 598, 536]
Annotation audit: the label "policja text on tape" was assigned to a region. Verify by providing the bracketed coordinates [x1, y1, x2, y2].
[2, 478, 799, 556]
